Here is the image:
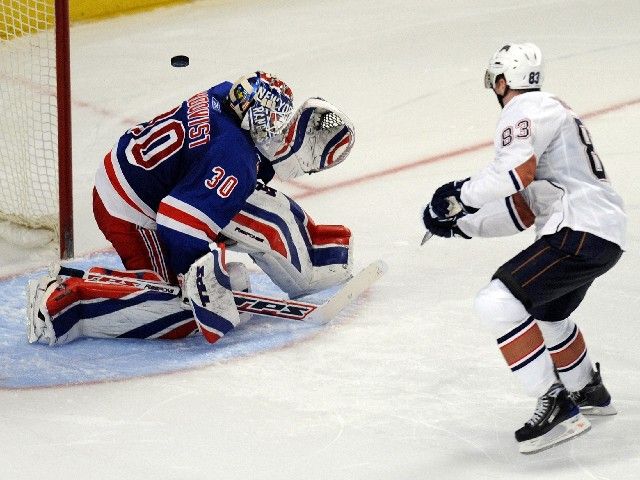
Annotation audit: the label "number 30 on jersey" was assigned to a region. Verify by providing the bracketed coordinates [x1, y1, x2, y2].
[205, 166, 238, 198]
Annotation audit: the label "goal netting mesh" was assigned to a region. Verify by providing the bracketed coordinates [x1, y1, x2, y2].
[0, 0, 59, 245]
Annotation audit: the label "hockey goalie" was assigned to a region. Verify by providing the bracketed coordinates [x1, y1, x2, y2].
[27, 71, 358, 346]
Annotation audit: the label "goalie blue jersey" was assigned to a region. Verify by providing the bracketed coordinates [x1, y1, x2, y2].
[94, 81, 259, 274]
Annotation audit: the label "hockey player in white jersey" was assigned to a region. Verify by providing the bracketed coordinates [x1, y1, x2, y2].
[422, 43, 626, 454]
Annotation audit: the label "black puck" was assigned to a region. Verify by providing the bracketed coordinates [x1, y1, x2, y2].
[171, 55, 189, 67]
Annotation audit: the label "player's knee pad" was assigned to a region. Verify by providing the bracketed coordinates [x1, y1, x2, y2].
[473, 279, 530, 336]
[182, 245, 240, 343]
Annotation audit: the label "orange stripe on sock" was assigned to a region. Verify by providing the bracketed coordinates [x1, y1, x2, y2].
[499, 321, 545, 367]
[550, 330, 586, 369]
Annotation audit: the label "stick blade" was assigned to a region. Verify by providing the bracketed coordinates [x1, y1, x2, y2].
[306, 259, 387, 325]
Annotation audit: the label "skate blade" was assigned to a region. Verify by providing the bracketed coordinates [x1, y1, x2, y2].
[581, 403, 618, 416]
[519, 413, 591, 454]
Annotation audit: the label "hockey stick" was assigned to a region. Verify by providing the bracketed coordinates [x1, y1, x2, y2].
[57, 260, 387, 325]
[420, 231, 433, 245]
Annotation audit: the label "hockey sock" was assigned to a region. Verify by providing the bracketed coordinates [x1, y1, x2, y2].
[537, 318, 593, 392]
[474, 279, 557, 397]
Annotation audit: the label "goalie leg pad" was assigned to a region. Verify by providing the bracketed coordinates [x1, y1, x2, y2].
[27, 273, 194, 345]
[223, 186, 353, 298]
[182, 245, 240, 343]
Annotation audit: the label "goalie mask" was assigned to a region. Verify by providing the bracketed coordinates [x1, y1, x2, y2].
[229, 71, 294, 145]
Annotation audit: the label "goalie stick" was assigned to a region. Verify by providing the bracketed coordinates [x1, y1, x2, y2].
[56, 260, 387, 325]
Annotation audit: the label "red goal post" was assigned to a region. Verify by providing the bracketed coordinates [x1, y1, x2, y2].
[0, 0, 74, 259]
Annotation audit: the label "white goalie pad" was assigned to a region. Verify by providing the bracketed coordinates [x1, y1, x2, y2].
[221, 184, 353, 298]
[257, 97, 355, 180]
[183, 246, 240, 343]
[26, 267, 194, 345]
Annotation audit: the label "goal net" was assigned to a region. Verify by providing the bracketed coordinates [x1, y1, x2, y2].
[0, 0, 73, 258]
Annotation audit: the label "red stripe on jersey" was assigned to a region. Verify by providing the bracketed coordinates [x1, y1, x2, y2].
[140, 228, 169, 282]
[103, 152, 154, 220]
[233, 213, 288, 258]
[514, 155, 537, 189]
[512, 192, 535, 228]
[326, 134, 351, 166]
[157, 201, 218, 241]
[499, 321, 545, 368]
[550, 330, 587, 370]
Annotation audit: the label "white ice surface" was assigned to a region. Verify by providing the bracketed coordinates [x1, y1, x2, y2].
[1, 0, 640, 478]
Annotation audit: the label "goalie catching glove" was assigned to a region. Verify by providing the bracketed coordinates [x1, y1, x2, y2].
[257, 97, 355, 180]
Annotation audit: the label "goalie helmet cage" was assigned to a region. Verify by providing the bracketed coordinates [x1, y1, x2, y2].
[0, 0, 74, 259]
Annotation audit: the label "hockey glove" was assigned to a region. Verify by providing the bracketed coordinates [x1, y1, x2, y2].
[257, 153, 276, 184]
[422, 204, 471, 239]
[182, 245, 240, 344]
[430, 178, 478, 219]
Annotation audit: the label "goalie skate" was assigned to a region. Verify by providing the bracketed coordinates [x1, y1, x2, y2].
[516, 383, 591, 454]
[26, 276, 59, 345]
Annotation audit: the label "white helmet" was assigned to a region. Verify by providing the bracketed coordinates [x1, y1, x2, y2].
[484, 43, 543, 90]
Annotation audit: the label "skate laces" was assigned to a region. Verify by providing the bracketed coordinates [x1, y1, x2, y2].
[527, 396, 551, 426]
[527, 383, 563, 426]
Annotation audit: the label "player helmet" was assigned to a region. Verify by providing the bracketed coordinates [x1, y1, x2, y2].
[484, 43, 544, 90]
[228, 71, 294, 144]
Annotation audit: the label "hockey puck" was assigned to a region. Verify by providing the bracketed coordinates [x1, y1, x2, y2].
[171, 55, 189, 67]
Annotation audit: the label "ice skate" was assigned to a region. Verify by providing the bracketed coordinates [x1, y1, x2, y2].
[26, 275, 59, 345]
[570, 363, 617, 416]
[516, 382, 591, 454]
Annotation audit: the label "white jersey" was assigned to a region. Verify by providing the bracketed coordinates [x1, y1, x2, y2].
[459, 91, 626, 249]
